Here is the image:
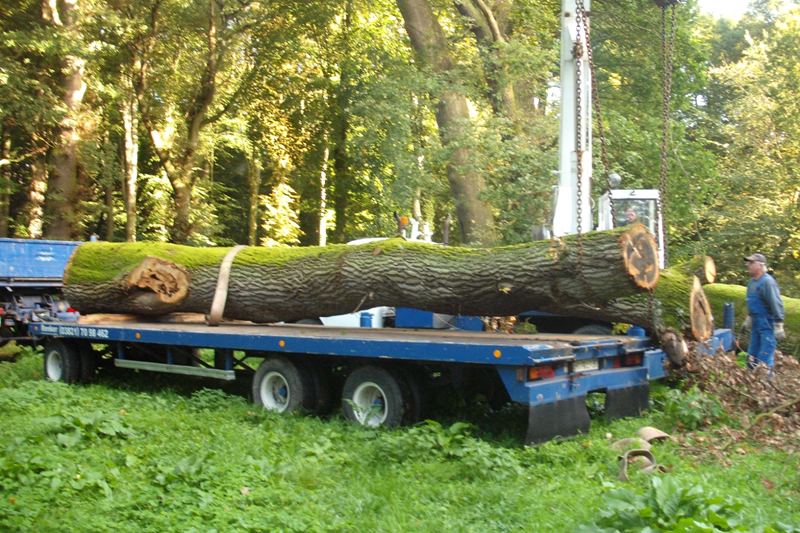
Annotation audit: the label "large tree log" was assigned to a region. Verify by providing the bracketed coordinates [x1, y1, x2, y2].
[64, 225, 659, 323]
[549, 265, 714, 341]
[674, 255, 716, 285]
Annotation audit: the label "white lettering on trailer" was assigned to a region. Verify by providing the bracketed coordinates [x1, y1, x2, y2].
[57, 326, 77, 336]
[39, 324, 59, 335]
[50, 325, 109, 339]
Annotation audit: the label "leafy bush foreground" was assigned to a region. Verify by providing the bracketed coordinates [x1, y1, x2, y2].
[0, 351, 798, 531]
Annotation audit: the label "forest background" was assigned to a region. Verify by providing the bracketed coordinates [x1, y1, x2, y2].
[1, 0, 799, 295]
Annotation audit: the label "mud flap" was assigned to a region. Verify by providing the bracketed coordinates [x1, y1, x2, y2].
[525, 396, 591, 445]
[605, 384, 649, 420]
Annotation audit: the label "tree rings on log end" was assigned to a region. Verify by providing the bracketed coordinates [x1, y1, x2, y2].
[620, 224, 659, 290]
[698, 255, 717, 285]
[126, 257, 190, 305]
[690, 276, 713, 341]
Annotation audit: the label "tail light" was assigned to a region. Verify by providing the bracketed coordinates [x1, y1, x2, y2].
[623, 353, 643, 366]
[528, 365, 556, 381]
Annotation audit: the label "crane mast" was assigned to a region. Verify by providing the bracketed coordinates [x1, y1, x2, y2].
[552, 0, 593, 237]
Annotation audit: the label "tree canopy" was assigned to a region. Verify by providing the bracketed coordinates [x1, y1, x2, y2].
[1, 0, 798, 294]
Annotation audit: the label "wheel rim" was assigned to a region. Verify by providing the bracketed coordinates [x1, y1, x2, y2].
[259, 371, 290, 412]
[45, 350, 63, 382]
[351, 381, 388, 427]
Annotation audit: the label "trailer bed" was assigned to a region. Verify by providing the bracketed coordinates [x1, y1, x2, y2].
[30, 316, 667, 444]
[34, 318, 654, 365]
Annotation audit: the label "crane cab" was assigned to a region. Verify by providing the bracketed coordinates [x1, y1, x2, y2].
[597, 189, 665, 268]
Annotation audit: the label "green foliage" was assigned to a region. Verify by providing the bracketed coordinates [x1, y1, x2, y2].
[657, 386, 727, 431]
[692, 5, 800, 296]
[1, 0, 798, 264]
[376, 420, 524, 480]
[47, 410, 135, 448]
[261, 182, 302, 246]
[581, 476, 749, 532]
[0, 354, 799, 530]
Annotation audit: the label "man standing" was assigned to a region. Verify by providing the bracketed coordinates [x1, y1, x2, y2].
[743, 253, 785, 370]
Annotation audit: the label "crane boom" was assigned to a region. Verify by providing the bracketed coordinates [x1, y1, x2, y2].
[553, 0, 593, 237]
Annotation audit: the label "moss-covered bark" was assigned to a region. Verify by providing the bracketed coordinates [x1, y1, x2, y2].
[553, 264, 712, 340]
[64, 225, 658, 323]
[672, 255, 716, 285]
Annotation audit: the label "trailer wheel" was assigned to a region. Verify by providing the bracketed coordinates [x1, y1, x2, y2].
[43, 340, 81, 384]
[342, 366, 408, 428]
[252, 356, 314, 414]
[0, 325, 14, 348]
[573, 324, 613, 336]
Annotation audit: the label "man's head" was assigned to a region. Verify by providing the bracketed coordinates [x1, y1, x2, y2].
[744, 253, 767, 278]
[625, 208, 638, 223]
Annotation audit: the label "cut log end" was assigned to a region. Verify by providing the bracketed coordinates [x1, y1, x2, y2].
[620, 224, 660, 290]
[699, 255, 717, 285]
[661, 329, 687, 366]
[690, 276, 713, 341]
[125, 257, 190, 305]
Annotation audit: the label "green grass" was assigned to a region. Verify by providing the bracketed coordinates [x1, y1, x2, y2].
[0, 351, 798, 532]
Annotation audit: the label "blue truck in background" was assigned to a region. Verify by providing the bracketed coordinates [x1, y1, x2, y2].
[0, 238, 80, 347]
[4, 237, 734, 443]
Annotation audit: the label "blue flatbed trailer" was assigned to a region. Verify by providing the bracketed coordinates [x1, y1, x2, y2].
[30, 316, 677, 443]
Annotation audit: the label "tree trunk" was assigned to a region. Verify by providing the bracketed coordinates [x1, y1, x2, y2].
[27, 152, 48, 239]
[673, 255, 716, 285]
[170, 178, 193, 243]
[122, 90, 138, 242]
[454, 0, 518, 121]
[331, 0, 353, 244]
[0, 126, 10, 237]
[319, 142, 329, 247]
[142, 0, 220, 244]
[247, 158, 262, 246]
[64, 225, 659, 323]
[397, 0, 496, 245]
[104, 178, 115, 241]
[44, 0, 86, 240]
[584, 268, 713, 341]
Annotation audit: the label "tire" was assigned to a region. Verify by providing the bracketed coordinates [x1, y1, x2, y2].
[295, 318, 323, 325]
[341, 366, 409, 428]
[0, 325, 13, 348]
[252, 356, 315, 414]
[43, 339, 81, 384]
[573, 324, 613, 336]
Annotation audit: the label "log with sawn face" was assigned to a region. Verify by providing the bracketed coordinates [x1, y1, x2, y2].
[63, 225, 660, 324]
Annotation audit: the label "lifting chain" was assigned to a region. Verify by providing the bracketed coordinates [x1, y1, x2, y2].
[647, 1, 677, 337]
[658, 2, 677, 266]
[573, 0, 587, 277]
[576, 0, 615, 220]
[573, 0, 600, 305]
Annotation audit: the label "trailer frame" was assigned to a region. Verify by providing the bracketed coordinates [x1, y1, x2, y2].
[30, 318, 673, 444]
